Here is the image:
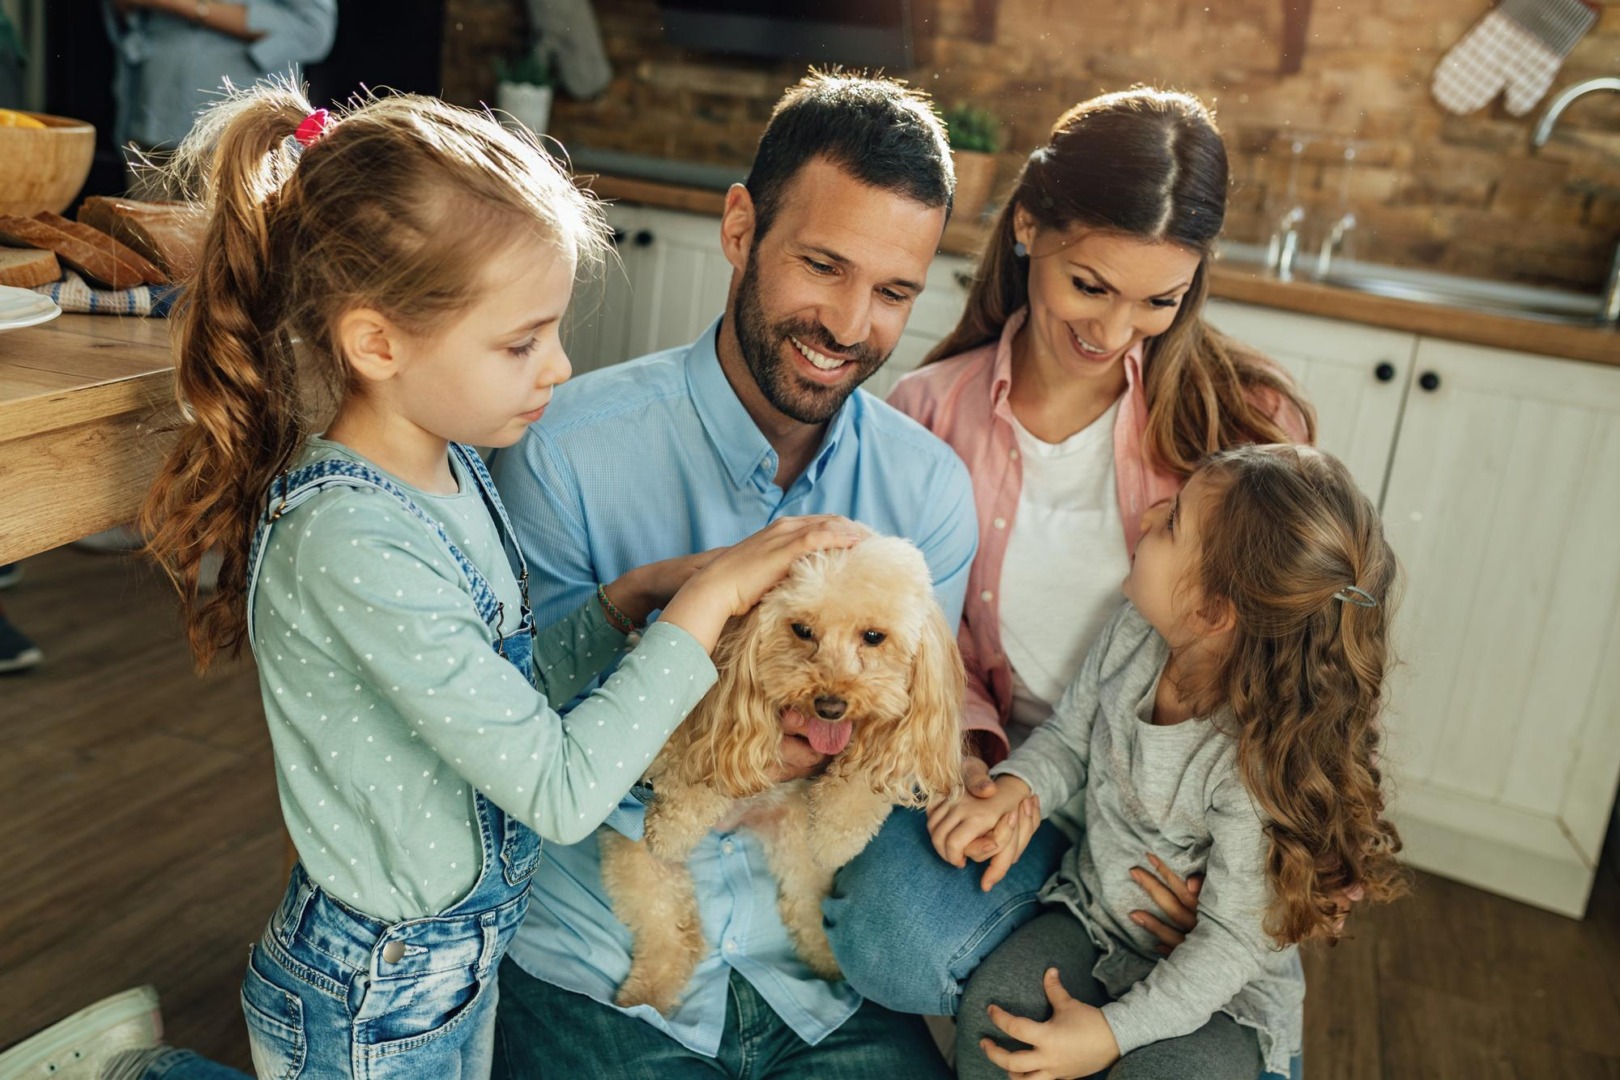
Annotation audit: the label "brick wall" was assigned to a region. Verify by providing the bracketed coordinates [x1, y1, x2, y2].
[443, 0, 1620, 291]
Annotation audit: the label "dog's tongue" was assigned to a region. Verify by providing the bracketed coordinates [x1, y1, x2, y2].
[803, 713, 853, 756]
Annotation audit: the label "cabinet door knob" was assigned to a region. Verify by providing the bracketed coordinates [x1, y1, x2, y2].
[610, 228, 626, 246]
[953, 269, 974, 291]
[1418, 371, 1441, 392]
[1375, 362, 1396, 382]
[633, 230, 654, 247]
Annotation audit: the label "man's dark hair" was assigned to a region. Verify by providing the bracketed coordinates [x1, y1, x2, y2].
[744, 70, 954, 242]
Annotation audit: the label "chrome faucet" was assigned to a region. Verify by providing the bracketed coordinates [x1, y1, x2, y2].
[1267, 206, 1306, 282]
[1532, 77, 1620, 147]
[1315, 211, 1356, 280]
[1533, 77, 1620, 326]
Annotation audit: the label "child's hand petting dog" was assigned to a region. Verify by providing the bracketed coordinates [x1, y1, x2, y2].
[928, 774, 1038, 890]
[979, 968, 1122, 1079]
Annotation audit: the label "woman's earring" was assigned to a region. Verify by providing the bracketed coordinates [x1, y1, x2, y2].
[1013, 241, 1028, 258]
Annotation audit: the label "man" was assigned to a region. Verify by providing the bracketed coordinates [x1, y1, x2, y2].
[488, 72, 975, 1078]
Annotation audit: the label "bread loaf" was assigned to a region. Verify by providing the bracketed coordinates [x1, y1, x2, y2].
[78, 197, 204, 279]
[0, 248, 61, 288]
[0, 212, 167, 289]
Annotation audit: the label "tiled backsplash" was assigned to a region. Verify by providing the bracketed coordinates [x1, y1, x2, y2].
[443, 0, 1620, 291]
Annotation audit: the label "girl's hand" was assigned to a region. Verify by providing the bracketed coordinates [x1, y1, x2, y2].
[603, 548, 729, 628]
[927, 775, 1031, 874]
[1127, 852, 1203, 956]
[980, 968, 1121, 1079]
[659, 516, 863, 652]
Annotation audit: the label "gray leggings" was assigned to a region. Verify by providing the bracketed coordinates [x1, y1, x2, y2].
[956, 910, 1261, 1080]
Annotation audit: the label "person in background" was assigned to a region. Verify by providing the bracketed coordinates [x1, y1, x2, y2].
[0, 562, 43, 673]
[103, 0, 336, 155]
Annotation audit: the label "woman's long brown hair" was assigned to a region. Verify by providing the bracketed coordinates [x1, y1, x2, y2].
[925, 88, 1315, 474]
[1190, 445, 1406, 945]
[139, 78, 608, 669]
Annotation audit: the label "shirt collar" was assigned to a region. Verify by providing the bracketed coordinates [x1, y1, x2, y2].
[684, 316, 855, 491]
[991, 305, 1146, 420]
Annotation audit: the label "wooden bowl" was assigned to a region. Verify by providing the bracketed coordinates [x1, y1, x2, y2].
[0, 112, 96, 217]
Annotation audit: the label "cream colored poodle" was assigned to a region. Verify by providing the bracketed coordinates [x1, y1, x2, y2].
[600, 534, 965, 1015]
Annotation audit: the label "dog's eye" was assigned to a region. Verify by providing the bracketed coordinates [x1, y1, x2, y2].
[862, 630, 887, 646]
[791, 622, 816, 641]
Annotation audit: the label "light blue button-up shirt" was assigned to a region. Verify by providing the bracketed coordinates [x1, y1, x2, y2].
[490, 317, 977, 1054]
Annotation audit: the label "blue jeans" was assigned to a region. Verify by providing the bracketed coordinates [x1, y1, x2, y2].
[825, 809, 1305, 1080]
[490, 960, 950, 1079]
[824, 807, 1071, 1017]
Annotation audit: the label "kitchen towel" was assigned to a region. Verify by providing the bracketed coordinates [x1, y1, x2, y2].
[32, 270, 181, 317]
[1432, 0, 1598, 116]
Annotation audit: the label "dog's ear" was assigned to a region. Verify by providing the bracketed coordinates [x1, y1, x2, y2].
[665, 603, 781, 799]
[893, 598, 967, 806]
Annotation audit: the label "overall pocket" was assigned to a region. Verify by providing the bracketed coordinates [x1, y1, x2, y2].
[241, 943, 308, 1080]
[354, 960, 493, 1058]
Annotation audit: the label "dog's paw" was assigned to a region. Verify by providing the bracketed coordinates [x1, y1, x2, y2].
[615, 975, 682, 1017]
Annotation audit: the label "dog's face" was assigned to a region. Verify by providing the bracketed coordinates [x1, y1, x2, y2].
[665, 535, 965, 803]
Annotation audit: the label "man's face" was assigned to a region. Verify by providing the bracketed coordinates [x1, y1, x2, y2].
[731, 158, 946, 424]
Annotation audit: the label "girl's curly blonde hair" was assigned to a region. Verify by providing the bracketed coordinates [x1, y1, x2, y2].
[1188, 444, 1407, 944]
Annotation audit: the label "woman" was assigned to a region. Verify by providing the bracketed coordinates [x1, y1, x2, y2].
[824, 87, 1312, 1074]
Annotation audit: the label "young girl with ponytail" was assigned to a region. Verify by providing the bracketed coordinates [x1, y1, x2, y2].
[931, 443, 1406, 1079]
[139, 79, 858, 1078]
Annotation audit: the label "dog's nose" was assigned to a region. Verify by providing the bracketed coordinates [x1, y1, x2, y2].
[813, 695, 847, 721]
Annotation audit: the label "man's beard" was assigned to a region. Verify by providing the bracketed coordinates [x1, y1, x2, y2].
[733, 256, 887, 425]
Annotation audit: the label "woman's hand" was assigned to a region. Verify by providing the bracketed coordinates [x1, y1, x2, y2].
[979, 968, 1121, 1079]
[1127, 852, 1203, 956]
[659, 516, 863, 652]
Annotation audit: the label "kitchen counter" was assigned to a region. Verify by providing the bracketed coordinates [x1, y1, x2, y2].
[589, 175, 1619, 368]
[0, 314, 179, 564]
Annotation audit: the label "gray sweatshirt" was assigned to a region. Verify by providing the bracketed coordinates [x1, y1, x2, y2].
[992, 602, 1303, 1074]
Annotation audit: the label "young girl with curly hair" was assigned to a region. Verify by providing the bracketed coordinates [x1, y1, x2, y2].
[931, 444, 1406, 1079]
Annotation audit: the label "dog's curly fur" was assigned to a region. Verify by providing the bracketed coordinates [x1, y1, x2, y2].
[600, 534, 966, 1015]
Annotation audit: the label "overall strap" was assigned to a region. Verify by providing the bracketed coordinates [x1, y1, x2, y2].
[450, 443, 530, 608]
[244, 456, 504, 650]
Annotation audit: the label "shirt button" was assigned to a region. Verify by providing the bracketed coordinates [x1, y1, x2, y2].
[721, 840, 735, 855]
[980, 590, 994, 603]
[1009, 449, 1020, 461]
[992, 517, 1006, 530]
[723, 939, 738, 955]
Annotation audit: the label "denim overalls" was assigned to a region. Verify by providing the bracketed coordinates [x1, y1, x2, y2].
[239, 444, 541, 1079]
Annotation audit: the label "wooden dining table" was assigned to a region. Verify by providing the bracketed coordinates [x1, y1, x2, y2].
[0, 313, 179, 565]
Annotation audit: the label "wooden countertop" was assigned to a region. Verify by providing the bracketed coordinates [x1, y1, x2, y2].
[0, 314, 179, 564]
[589, 175, 1619, 369]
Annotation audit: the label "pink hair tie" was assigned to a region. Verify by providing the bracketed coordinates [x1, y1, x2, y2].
[293, 108, 331, 147]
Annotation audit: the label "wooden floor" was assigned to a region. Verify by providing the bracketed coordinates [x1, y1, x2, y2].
[2, 546, 1619, 1076]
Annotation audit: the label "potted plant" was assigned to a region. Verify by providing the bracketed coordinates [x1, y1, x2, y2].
[496, 50, 555, 136]
[941, 103, 1002, 226]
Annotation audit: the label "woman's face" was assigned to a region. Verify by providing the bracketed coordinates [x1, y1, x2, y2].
[1014, 207, 1203, 388]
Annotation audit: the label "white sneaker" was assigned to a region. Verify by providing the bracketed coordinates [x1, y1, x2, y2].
[0, 986, 162, 1080]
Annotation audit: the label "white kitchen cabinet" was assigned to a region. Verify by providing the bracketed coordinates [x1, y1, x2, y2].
[1378, 339, 1620, 917]
[1204, 299, 1416, 503]
[563, 206, 734, 375]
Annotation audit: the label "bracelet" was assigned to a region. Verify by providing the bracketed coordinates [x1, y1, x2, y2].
[596, 583, 643, 638]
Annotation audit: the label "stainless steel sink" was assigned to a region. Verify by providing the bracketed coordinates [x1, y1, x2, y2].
[1319, 270, 1605, 326]
[1216, 243, 1610, 328]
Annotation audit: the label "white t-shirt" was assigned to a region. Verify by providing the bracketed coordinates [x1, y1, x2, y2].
[999, 395, 1131, 746]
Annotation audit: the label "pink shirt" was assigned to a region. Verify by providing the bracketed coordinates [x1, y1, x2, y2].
[888, 307, 1308, 761]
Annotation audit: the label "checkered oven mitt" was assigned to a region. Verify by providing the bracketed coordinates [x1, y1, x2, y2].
[1432, 0, 1598, 116]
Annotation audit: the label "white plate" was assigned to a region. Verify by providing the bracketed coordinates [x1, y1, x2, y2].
[0, 285, 62, 332]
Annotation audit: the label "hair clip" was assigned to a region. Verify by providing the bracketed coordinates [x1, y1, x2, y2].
[1333, 585, 1378, 608]
[294, 108, 331, 147]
